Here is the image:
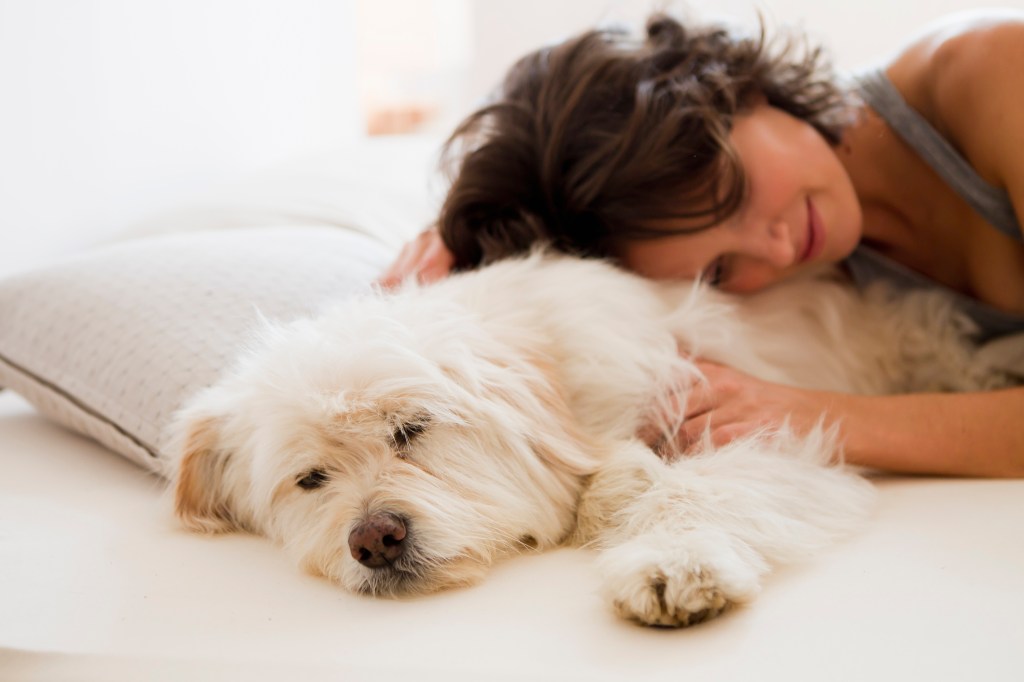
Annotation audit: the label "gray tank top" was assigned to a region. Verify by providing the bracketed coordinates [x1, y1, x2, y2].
[845, 70, 1024, 342]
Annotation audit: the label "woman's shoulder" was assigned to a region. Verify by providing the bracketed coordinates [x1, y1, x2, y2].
[885, 10, 1024, 182]
[887, 9, 1024, 83]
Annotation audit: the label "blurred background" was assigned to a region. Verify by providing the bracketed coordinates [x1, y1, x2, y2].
[355, 0, 1016, 137]
[1, 0, 1020, 273]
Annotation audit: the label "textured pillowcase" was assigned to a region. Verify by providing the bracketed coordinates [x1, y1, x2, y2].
[0, 227, 391, 475]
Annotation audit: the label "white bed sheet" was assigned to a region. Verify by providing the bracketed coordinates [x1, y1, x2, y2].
[2, 132, 1022, 681]
[2, 386, 1022, 681]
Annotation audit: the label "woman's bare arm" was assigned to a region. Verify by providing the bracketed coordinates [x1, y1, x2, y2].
[674, 361, 1024, 478]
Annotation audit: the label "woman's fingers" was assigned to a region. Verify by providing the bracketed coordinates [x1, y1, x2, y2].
[378, 228, 455, 288]
[642, 360, 755, 454]
[639, 370, 711, 455]
[415, 233, 456, 284]
[682, 375, 715, 420]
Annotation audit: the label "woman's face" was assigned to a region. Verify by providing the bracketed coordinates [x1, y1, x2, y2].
[616, 104, 863, 293]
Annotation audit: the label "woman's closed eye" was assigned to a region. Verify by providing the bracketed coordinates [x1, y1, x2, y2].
[701, 257, 729, 287]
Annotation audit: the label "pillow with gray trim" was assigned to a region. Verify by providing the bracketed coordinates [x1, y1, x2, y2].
[0, 227, 391, 475]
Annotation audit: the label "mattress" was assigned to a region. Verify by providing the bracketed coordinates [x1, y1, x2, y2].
[2, 137, 1022, 682]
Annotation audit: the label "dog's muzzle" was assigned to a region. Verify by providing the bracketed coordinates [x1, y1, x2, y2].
[348, 512, 407, 568]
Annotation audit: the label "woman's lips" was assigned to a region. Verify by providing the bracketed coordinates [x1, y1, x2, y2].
[801, 197, 825, 263]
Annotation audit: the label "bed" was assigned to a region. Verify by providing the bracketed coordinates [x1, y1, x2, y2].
[3, 2, 1024, 674]
[1, 130, 1022, 682]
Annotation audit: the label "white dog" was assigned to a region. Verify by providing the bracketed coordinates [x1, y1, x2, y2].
[171, 252, 1008, 627]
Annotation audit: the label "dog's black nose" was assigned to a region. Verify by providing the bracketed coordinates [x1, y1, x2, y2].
[348, 513, 407, 568]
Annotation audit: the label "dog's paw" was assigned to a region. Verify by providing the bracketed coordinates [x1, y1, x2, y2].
[598, 534, 764, 627]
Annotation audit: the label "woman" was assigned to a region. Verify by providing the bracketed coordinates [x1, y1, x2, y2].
[381, 11, 1024, 477]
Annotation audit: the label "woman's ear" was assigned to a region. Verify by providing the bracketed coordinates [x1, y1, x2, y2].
[173, 415, 243, 534]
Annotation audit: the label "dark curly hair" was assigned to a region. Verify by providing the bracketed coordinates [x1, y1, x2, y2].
[438, 13, 854, 268]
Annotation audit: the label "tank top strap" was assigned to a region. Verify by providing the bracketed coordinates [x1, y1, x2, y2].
[856, 69, 1021, 240]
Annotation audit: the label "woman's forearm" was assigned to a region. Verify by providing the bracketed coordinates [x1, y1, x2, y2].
[835, 388, 1024, 478]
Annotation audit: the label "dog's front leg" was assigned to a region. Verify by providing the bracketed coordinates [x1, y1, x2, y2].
[573, 441, 764, 627]
[575, 431, 874, 627]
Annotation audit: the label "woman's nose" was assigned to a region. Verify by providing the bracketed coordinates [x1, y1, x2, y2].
[755, 219, 796, 267]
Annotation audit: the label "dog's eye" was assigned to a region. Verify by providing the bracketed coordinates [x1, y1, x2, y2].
[296, 468, 329, 490]
[392, 419, 429, 451]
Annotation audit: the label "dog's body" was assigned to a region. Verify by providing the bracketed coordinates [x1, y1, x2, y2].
[172, 252, 1008, 626]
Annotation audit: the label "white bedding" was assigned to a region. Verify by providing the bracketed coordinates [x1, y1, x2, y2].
[3, 389, 1023, 681]
[2, 135, 1023, 682]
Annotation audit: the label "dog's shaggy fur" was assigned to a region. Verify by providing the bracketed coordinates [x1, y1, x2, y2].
[171, 252, 1009, 626]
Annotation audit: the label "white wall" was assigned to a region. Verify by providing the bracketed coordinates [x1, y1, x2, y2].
[0, 0, 360, 274]
[463, 0, 1024, 114]
[5, 0, 1022, 275]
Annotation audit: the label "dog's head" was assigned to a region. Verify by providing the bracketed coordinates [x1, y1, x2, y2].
[171, 294, 599, 595]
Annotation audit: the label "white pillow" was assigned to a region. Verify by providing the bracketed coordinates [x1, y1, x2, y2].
[0, 227, 391, 475]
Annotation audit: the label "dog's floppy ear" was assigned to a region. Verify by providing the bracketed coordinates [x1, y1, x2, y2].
[531, 383, 600, 476]
[174, 415, 242, 534]
[514, 354, 602, 478]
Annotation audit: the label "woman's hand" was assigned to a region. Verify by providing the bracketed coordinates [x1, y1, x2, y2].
[645, 359, 1024, 477]
[649, 360, 842, 453]
[378, 227, 455, 288]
